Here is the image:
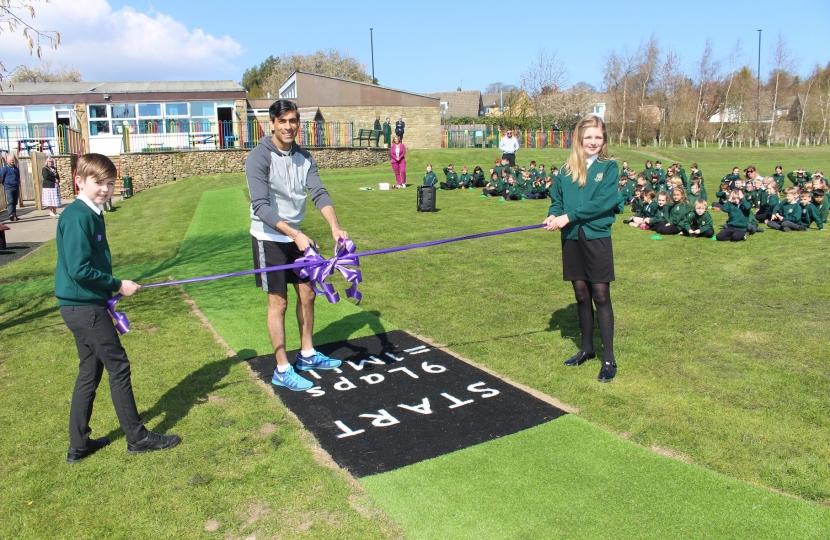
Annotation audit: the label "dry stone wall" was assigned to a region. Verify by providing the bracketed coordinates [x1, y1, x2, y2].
[319, 106, 441, 149]
[116, 147, 388, 196]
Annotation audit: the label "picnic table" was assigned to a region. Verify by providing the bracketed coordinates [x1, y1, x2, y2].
[17, 139, 54, 154]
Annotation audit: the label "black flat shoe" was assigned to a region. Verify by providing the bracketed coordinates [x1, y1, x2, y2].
[67, 436, 111, 463]
[598, 361, 617, 382]
[127, 431, 181, 454]
[564, 350, 595, 366]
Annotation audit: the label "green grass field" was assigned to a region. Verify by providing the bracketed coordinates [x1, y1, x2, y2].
[1, 146, 829, 538]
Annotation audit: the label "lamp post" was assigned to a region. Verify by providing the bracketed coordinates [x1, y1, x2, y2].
[370, 28, 375, 84]
[756, 29, 762, 139]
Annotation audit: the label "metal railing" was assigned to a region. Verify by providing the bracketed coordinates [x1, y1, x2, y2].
[442, 127, 572, 149]
[119, 120, 354, 152]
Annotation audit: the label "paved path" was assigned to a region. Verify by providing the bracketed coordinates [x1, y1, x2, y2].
[2, 199, 73, 243]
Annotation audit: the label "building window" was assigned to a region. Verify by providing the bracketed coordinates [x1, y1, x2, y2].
[165, 103, 189, 116]
[0, 106, 25, 122]
[440, 102, 448, 116]
[88, 105, 109, 136]
[280, 81, 296, 99]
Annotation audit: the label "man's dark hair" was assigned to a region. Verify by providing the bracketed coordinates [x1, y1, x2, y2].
[269, 99, 299, 121]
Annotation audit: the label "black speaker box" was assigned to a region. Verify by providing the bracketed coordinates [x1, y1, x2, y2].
[417, 185, 436, 212]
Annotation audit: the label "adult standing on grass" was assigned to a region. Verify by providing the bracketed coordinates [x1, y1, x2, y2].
[499, 129, 519, 167]
[382, 117, 392, 146]
[1, 154, 21, 221]
[544, 115, 619, 383]
[395, 116, 405, 141]
[41, 156, 62, 217]
[389, 135, 407, 188]
[246, 100, 348, 391]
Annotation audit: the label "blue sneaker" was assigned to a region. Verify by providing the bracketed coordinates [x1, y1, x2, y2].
[271, 365, 313, 391]
[295, 351, 342, 371]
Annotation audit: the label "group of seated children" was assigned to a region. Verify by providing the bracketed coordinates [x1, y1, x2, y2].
[423, 157, 556, 201]
[623, 161, 827, 241]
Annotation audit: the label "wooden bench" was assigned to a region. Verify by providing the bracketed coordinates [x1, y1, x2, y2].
[189, 133, 217, 147]
[354, 129, 382, 147]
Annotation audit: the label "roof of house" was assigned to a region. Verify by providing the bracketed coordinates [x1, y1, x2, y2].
[425, 90, 483, 117]
[1, 81, 245, 95]
[282, 71, 438, 100]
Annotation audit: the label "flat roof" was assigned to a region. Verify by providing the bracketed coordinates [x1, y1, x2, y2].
[1, 81, 245, 96]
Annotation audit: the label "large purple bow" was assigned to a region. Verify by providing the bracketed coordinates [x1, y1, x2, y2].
[108, 295, 131, 334]
[294, 238, 363, 304]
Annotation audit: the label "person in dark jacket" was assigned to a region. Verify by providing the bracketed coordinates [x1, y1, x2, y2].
[0, 154, 22, 221]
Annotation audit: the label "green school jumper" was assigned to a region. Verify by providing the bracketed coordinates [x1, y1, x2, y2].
[55, 199, 121, 306]
[787, 171, 812, 187]
[814, 196, 829, 223]
[423, 171, 438, 186]
[771, 173, 785, 191]
[721, 199, 752, 230]
[548, 159, 619, 240]
[442, 168, 459, 188]
[773, 201, 802, 223]
[798, 203, 823, 229]
[690, 211, 714, 235]
[668, 200, 693, 230]
[459, 173, 472, 187]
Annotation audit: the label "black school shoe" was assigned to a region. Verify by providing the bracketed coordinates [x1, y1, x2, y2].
[598, 361, 617, 383]
[67, 437, 111, 463]
[127, 431, 181, 454]
[564, 350, 596, 366]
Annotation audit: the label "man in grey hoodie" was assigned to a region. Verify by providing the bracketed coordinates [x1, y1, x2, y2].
[246, 100, 349, 391]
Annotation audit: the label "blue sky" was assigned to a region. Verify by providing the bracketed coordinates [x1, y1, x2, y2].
[5, 0, 829, 93]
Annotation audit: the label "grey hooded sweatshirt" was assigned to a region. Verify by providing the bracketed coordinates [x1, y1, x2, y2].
[246, 136, 333, 242]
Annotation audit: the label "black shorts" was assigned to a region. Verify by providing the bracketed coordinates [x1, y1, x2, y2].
[561, 227, 615, 283]
[251, 236, 309, 293]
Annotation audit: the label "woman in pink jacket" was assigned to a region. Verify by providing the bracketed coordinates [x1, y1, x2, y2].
[390, 135, 407, 188]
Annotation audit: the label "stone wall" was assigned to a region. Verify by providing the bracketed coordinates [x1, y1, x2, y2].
[117, 147, 388, 195]
[319, 106, 441, 149]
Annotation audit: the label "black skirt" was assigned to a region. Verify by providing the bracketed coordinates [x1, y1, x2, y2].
[561, 227, 615, 283]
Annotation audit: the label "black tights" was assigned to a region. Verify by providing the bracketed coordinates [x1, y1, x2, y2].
[572, 280, 615, 362]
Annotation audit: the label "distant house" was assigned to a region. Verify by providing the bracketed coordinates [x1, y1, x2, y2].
[277, 71, 441, 148]
[424, 89, 484, 118]
[590, 93, 608, 120]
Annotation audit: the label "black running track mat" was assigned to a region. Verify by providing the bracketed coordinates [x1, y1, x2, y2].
[247, 330, 567, 477]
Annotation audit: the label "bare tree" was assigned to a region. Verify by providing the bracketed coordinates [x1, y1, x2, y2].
[816, 63, 830, 144]
[603, 49, 638, 143]
[691, 39, 720, 142]
[633, 36, 661, 141]
[715, 39, 742, 140]
[767, 32, 797, 141]
[654, 48, 688, 142]
[1, 0, 60, 89]
[519, 48, 569, 131]
[796, 75, 814, 146]
[11, 60, 80, 82]
[484, 82, 518, 94]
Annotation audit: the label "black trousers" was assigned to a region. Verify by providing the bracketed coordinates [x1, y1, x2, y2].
[502, 153, 516, 166]
[767, 220, 805, 231]
[60, 305, 148, 448]
[439, 182, 457, 190]
[655, 223, 681, 235]
[716, 227, 746, 241]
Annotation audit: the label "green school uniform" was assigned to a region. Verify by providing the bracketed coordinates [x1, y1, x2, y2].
[771, 173, 785, 191]
[655, 168, 666, 184]
[715, 191, 729, 204]
[668, 200, 693, 230]
[814, 196, 829, 223]
[423, 171, 437, 186]
[459, 173, 472, 187]
[787, 171, 812, 187]
[678, 168, 688, 185]
[528, 167, 538, 179]
[651, 202, 672, 224]
[504, 182, 523, 199]
[442, 168, 459, 188]
[722, 173, 740, 185]
[548, 159, 619, 240]
[614, 191, 625, 214]
[687, 191, 705, 205]
[773, 201, 802, 223]
[494, 165, 512, 179]
[761, 193, 779, 214]
[487, 178, 506, 192]
[721, 198, 752, 230]
[536, 170, 548, 181]
[690, 211, 714, 235]
[798, 203, 823, 229]
[472, 172, 485, 185]
[55, 199, 121, 306]
[642, 167, 656, 181]
[639, 200, 658, 219]
[745, 190, 760, 208]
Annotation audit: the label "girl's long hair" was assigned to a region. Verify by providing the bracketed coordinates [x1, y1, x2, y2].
[564, 115, 610, 187]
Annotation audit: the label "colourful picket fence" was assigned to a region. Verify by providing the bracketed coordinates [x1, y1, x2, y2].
[443, 126, 571, 149]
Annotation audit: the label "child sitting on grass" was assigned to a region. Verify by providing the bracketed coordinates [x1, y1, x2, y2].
[756, 182, 779, 222]
[812, 189, 828, 223]
[771, 165, 785, 191]
[646, 191, 672, 231]
[687, 181, 705, 205]
[766, 187, 801, 231]
[626, 190, 656, 227]
[655, 188, 692, 235]
[423, 164, 437, 187]
[716, 189, 752, 241]
[713, 181, 730, 210]
[796, 191, 824, 231]
[482, 172, 503, 197]
[458, 166, 472, 189]
[440, 164, 459, 190]
[685, 199, 715, 238]
[503, 175, 523, 201]
[472, 166, 486, 188]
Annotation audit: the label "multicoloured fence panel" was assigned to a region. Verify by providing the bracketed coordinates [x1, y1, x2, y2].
[442, 126, 571, 149]
[0, 124, 60, 156]
[298, 121, 354, 147]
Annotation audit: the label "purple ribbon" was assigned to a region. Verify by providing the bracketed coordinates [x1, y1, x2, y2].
[106, 223, 543, 334]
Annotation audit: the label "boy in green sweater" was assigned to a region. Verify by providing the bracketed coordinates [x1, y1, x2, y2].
[812, 189, 828, 223]
[440, 164, 459, 190]
[458, 166, 473, 189]
[686, 199, 715, 238]
[423, 164, 438, 187]
[787, 168, 812, 188]
[796, 192, 824, 231]
[716, 190, 752, 241]
[766, 187, 802, 231]
[56, 154, 180, 463]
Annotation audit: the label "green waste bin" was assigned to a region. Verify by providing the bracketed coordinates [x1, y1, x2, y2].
[122, 176, 133, 198]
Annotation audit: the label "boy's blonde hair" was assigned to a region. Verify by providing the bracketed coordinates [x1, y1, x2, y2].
[784, 187, 799, 197]
[694, 199, 708, 211]
[564, 115, 610, 187]
[76, 153, 117, 183]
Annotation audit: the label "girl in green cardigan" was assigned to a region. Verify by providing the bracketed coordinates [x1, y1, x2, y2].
[544, 114, 618, 383]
